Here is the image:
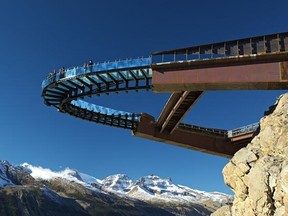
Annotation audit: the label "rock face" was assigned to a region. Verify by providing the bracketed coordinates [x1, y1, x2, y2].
[213, 93, 288, 216]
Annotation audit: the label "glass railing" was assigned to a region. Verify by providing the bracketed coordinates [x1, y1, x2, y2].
[151, 53, 231, 64]
[227, 122, 259, 138]
[42, 57, 152, 89]
[71, 100, 140, 121]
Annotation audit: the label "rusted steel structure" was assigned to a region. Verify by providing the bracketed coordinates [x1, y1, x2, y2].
[41, 32, 288, 158]
[153, 62, 288, 92]
[133, 113, 254, 158]
[157, 91, 203, 134]
[152, 32, 288, 92]
[134, 32, 288, 157]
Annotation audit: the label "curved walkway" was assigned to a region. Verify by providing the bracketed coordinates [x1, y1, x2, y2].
[41, 56, 260, 139]
[42, 31, 288, 138]
[41, 57, 236, 137]
[42, 57, 152, 129]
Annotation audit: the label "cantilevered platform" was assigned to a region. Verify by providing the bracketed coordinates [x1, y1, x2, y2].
[134, 113, 257, 158]
[41, 31, 288, 158]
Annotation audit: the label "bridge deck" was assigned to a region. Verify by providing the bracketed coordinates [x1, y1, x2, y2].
[41, 32, 287, 157]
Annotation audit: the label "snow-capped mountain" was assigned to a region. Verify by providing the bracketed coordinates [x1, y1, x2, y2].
[0, 160, 232, 216]
[101, 174, 133, 192]
[19, 162, 231, 205]
[0, 160, 14, 186]
[20, 162, 102, 187]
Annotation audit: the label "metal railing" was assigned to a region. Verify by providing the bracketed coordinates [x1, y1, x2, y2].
[178, 122, 259, 139]
[227, 122, 259, 138]
[178, 123, 227, 137]
[152, 32, 288, 64]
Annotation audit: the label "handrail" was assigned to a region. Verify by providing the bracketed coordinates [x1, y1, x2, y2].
[42, 56, 151, 89]
[178, 122, 259, 139]
[152, 32, 288, 64]
[227, 122, 259, 138]
[178, 123, 227, 137]
[41, 57, 152, 129]
[71, 100, 141, 121]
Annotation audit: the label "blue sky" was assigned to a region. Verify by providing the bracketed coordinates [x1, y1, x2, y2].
[0, 0, 287, 194]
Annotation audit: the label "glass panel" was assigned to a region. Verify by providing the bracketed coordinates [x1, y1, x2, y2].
[75, 66, 85, 75]
[225, 41, 238, 56]
[110, 72, 123, 81]
[98, 73, 112, 82]
[81, 77, 93, 85]
[126, 71, 134, 79]
[70, 100, 140, 121]
[146, 68, 152, 77]
[151, 54, 163, 64]
[187, 47, 200, 60]
[62, 81, 75, 88]
[44, 96, 58, 100]
[65, 68, 76, 78]
[130, 69, 143, 79]
[76, 78, 86, 86]
[42, 57, 151, 89]
[119, 71, 130, 79]
[90, 75, 102, 83]
[212, 43, 225, 57]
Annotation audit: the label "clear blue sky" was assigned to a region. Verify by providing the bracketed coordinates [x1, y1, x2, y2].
[0, 0, 287, 194]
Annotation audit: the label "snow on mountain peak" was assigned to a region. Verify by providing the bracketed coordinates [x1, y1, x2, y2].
[0, 160, 11, 166]
[102, 174, 132, 192]
[19, 163, 101, 187]
[130, 174, 189, 200]
[10, 162, 232, 205]
[136, 174, 172, 188]
[21, 162, 65, 181]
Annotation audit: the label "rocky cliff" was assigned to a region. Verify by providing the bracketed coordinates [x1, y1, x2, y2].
[213, 93, 288, 216]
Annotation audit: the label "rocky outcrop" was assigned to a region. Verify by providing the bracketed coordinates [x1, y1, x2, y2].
[213, 93, 288, 216]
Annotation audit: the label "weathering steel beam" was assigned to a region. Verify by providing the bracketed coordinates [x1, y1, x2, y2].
[153, 61, 288, 92]
[157, 91, 203, 134]
[133, 113, 248, 158]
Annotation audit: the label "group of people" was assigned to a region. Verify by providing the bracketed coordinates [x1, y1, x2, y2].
[47, 59, 94, 82]
[47, 66, 66, 83]
[48, 67, 66, 78]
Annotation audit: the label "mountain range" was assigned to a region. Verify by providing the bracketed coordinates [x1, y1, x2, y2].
[0, 160, 232, 215]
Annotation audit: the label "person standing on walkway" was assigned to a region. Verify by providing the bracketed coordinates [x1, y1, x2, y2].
[83, 63, 87, 72]
[88, 59, 93, 72]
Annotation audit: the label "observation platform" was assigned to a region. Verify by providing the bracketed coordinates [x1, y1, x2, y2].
[41, 32, 288, 158]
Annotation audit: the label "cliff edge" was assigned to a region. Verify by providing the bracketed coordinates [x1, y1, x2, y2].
[213, 93, 288, 216]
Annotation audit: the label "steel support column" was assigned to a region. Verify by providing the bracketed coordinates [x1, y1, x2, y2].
[157, 91, 203, 134]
